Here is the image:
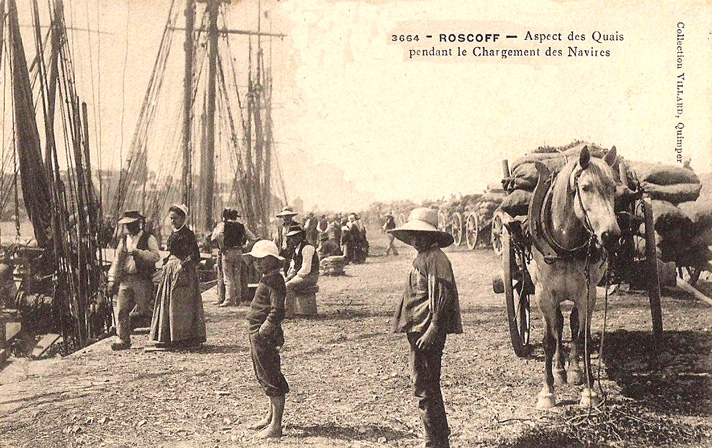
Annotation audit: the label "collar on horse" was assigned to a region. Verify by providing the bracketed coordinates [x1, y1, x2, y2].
[527, 162, 604, 264]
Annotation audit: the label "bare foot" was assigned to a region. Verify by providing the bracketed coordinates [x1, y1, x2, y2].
[254, 424, 282, 439]
[248, 414, 272, 430]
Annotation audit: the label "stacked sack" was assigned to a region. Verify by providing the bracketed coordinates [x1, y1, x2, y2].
[499, 140, 712, 269]
[474, 186, 506, 229]
[645, 165, 711, 267]
[500, 142, 609, 217]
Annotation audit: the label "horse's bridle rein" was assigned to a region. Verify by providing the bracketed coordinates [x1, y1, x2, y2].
[537, 166, 605, 263]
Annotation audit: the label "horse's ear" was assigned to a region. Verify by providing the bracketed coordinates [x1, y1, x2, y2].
[579, 146, 590, 169]
[604, 146, 618, 166]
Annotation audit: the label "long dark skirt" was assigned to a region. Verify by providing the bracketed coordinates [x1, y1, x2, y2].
[149, 257, 206, 345]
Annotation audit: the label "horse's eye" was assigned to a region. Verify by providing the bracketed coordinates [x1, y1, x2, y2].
[581, 184, 592, 192]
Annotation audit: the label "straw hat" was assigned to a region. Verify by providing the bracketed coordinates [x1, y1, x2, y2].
[243, 240, 284, 262]
[276, 207, 298, 218]
[117, 210, 144, 225]
[389, 207, 454, 248]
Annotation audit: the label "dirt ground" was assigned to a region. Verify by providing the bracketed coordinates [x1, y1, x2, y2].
[1, 232, 711, 448]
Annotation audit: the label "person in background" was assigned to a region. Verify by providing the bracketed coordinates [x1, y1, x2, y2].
[304, 212, 319, 246]
[274, 207, 298, 263]
[317, 232, 342, 259]
[211, 208, 258, 307]
[109, 210, 161, 351]
[148, 204, 206, 350]
[242, 240, 289, 439]
[327, 215, 342, 248]
[389, 207, 463, 448]
[317, 214, 329, 240]
[284, 224, 319, 318]
[383, 212, 399, 256]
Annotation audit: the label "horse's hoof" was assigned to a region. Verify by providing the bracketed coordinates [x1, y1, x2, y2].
[536, 392, 556, 409]
[567, 369, 583, 385]
[554, 369, 567, 385]
[579, 389, 601, 408]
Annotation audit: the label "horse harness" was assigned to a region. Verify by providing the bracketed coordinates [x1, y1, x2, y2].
[528, 161, 606, 266]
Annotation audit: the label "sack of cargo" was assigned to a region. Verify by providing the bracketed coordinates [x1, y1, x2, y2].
[500, 190, 532, 217]
[651, 199, 692, 234]
[478, 201, 498, 212]
[679, 199, 712, 229]
[479, 192, 506, 204]
[642, 182, 702, 205]
[628, 161, 700, 185]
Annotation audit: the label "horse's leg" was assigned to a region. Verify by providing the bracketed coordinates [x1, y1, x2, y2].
[579, 292, 601, 407]
[553, 306, 566, 385]
[567, 306, 583, 385]
[536, 306, 558, 409]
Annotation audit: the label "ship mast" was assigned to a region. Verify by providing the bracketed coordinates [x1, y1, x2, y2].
[181, 0, 195, 209]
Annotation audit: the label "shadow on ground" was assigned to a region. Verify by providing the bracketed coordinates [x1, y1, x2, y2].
[286, 423, 412, 441]
[602, 329, 712, 417]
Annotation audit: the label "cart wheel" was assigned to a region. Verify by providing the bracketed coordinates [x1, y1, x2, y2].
[465, 214, 479, 250]
[642, 197, 663, 338]
[502, 228, 532, 357]
[451, 212, 463, 247]
[491, 211, 504, 256]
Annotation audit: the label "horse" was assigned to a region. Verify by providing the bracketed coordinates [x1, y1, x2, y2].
[528, 146, 620, 409]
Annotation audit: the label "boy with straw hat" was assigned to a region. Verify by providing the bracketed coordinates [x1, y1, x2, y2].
[242, 240, 290, 439]
[389, 207, 463, 448]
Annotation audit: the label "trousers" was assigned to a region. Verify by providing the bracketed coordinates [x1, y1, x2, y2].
[386, 233, 399, 255]
[408, 332, 450, 448]
[116, 275, 154, 343]
[222, 248, 243, 304]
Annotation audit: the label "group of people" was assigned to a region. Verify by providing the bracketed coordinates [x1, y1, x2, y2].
[281, 210, 369, 265]
[109, 204, 460, 447]
[109, 205, 206, 351]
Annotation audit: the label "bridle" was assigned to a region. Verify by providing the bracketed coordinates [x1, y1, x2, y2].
[536, 166, 605, 263]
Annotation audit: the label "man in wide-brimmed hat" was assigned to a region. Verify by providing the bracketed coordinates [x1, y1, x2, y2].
[109, 210, 160, 351]
[389, 207, 463, 448]
[274, 207, 298, 258]
[283, 223, 319, 318]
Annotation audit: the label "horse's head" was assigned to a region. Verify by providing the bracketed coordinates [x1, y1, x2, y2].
[569, 146, 621, 250]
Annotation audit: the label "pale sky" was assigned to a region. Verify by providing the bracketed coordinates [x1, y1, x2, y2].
[9, 0, 712, 212]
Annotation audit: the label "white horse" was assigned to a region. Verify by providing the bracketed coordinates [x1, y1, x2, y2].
[529, 146, 620, 409]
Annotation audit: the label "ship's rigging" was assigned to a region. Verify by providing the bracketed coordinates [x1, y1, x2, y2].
[112, 0, 288, 238]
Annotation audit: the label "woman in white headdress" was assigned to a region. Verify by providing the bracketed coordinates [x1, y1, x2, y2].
[148, 204, 206, 349]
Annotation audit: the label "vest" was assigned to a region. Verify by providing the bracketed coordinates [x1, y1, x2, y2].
[130, 232, 156, 280]
[294, 241, 319, 276]
[224, 221, 246, 249]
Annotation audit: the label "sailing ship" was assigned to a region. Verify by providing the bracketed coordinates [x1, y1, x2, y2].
[111, 0, 288, 242]
[0, 0, 109, 353]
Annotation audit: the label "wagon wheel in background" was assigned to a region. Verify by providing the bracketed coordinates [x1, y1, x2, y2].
[491, 210, 504, 256]
[641, 197, 663, 339]
[502, 227, 532, 357]
[465, 213, 479, 250]
[438, 211, 449, 232]
[451, 212, 464, 247]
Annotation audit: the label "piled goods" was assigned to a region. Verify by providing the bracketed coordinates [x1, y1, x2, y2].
[501, 142, 609, 217]
[499, 140, 712, 272]
[474, 189, 505, 229]
[320, 256, 347, 276]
